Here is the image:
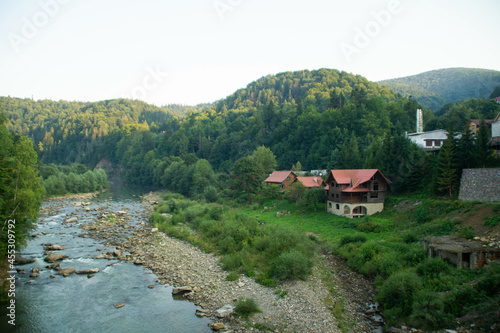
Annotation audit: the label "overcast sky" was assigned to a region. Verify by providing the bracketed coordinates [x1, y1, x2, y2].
[0, 0, 499, 106]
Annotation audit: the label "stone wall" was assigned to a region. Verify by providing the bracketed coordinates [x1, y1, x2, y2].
[459, 168, 500, 202]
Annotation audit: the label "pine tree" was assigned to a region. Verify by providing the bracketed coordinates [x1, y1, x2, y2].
[473, 118, 493, 168]
[435, 130, 458, 197]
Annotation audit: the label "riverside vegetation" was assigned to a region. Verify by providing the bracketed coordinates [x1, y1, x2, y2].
[151, 190, 500, 332]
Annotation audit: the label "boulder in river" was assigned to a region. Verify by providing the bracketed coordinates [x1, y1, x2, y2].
[76, 268, 99, 274]
[114, 302, 125, 308]
[44, 253, 68, 263]
[14, 254, 35, 265]
[58, 267, 76, 277]
[44, 244, 66, 251]
[64, 217, 78, 224]
[172, 286, 192, 295]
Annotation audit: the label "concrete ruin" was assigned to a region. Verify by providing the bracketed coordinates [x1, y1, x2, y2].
[424, 235, 500, 269]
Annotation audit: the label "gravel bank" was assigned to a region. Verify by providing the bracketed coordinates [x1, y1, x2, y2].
[73, 192, 379, 332]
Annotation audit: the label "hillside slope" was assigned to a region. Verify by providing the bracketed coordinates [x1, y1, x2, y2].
[379, 68, 500, 110]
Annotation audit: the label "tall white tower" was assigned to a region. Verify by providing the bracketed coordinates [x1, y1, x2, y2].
[416, 109, 423, 133]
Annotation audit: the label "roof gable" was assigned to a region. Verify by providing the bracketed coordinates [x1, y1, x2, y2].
[297, 176, 324, 188]
[326, 169, 391, 192]
[265, 171, 295, 183]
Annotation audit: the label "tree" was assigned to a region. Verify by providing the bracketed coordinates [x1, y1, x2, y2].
[435, 130, 458, 197]
[340, 132, 362, 169]
[457, 127, 475, 173]
[231, 156, 264, 203]
[0, 114, 45, 257]
[473, 118, 493, 168]
[298, 187, 326, 212]
[291, 161, 302, 172]
[251, 146, 277, 175]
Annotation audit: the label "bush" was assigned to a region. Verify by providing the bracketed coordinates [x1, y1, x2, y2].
[413, 204, 432, 224]
[377, 271, 423, 318]
[357, 220, 382, 233]
[416, 258, 452, 278]
[403, 233, 418, 243]
[203, 185, 219, 203]
[272, 250, 314, 281]
[458, 226, 475, 240]
[409, 290, 452, 330]
[339, 234, 367, 246]
[226, 271, 240, 281]
[235, 298, 261, 317]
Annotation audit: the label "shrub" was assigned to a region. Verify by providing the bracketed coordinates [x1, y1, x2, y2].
[235, 298, 261, 317]
[444, 284, 484, 317]
[377, 271, 423, 317]
[255, 273, 278, 288]
[484, 216, 500, 227]
[413, 204, 432, 224]
[203, 185, 219, 203]
[458, 226, 475, 240]
[357, 220, 382, 233]
[226, 271, 240, 281]
[208, 204, 225, 221]
[339, 234, 367, 246]
[272, 250, 314, 281]
[409, 290, 452, 330]
[220, 252, 243, 271]
[416, 258, 452, 278]
[403, 233, 418, 243]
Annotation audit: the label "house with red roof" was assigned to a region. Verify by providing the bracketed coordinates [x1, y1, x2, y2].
[264, 171, 297, 190]
[296, 176, 325, 188]
[325, 169, 391, 218]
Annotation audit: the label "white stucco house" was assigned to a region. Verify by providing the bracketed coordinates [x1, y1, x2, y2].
[406, 129, 449, 151]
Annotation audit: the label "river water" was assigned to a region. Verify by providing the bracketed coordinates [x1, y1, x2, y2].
[2, 187, 212, 332]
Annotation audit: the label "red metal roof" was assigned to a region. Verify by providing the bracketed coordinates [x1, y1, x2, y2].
[327, 169, 391, 193]
[297, 176, 325, 188]
[265, 171, 295, 183]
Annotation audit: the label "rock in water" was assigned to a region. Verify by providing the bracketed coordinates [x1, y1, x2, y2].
[58, 267, 76, 277]
[76, 268, 100, 274]
[172, 286, 193, 295]
[115, 302, 125, 308]
[64, 217, 78, 223]
[44, 253, 68, 263]
[44, 244, 66, 251]
[14, 254, 35, 265]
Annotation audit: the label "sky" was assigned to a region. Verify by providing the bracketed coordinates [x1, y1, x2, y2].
[0, 0, 499, 106]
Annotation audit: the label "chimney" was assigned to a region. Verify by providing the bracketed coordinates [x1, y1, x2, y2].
[416, 109, 423, 133]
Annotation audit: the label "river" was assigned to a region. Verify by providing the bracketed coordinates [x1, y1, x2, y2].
[2, 187, 212, 332]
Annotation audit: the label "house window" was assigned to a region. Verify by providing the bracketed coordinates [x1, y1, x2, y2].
[336, 204, 340, 210]
[373, 182, 379, 191]
[286, 177, 291, 181]
[328, 202, 332, 208]
[435, 140, 442, 147]
[370, 192, 378, 199]
[425, 140, 432, 147]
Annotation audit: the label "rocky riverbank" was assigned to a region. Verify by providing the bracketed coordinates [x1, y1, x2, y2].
[66, 191, 380, 333]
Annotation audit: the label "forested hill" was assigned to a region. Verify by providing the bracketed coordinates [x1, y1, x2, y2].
[217, 68, 397, 112]
[0, 97, 176, 165]
[378, 68, 500, 110]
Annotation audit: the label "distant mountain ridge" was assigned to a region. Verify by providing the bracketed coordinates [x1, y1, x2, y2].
[378, 68, 500, 110]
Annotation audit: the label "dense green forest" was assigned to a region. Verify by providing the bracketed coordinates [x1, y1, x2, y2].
[379, 68, 500, 110]
[1, 68, 499, 197]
